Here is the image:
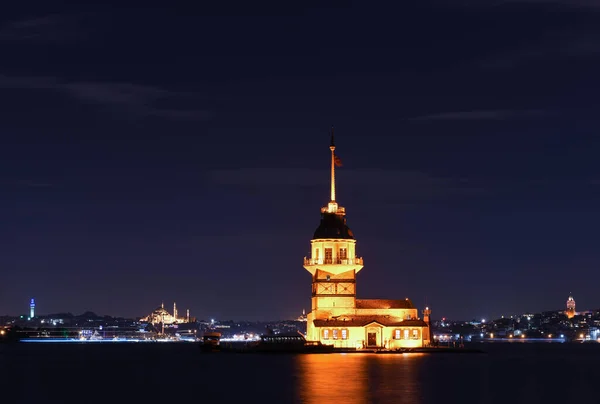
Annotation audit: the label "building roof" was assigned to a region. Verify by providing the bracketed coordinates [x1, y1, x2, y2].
[313, 212, 354, 239]
[355, 299, 415, 309]
[313, 317, 428, 328]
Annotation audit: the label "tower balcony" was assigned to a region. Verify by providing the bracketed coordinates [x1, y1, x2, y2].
[303, 257, 364, 266]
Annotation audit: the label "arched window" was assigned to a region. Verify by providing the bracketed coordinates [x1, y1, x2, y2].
[323, 329, 330, 340]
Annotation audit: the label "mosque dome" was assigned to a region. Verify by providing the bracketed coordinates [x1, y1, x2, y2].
[153, 307, 170, 316]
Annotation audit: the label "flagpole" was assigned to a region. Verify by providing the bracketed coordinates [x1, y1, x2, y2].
[330, 126, 336, 202]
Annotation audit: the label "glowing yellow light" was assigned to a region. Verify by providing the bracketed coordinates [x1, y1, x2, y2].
[548, 334, 552, 338]
[490, 333, 494, 338]
[509, 335, 513, 338]
[580, 334, 584, 338]
[521, 334, 525, 338]
[0, 330, 5, 335]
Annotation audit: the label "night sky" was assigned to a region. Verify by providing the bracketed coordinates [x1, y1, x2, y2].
[2, 1, 600, 321]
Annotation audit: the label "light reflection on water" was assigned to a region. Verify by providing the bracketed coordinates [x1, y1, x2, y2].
[5, 343, 600, 403]
[296, 353, 426, 404]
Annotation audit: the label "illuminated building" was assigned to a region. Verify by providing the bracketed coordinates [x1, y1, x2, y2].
[303, 131, 431, 349]
[139, 302, 189, 325]
[566, 294, 576, 319]
[296, 309, 308, 322]
[30, 298, 35, 319]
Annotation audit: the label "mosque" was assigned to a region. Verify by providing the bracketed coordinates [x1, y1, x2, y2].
[303, 131, 431, 349]
[139, 302, 190, 325]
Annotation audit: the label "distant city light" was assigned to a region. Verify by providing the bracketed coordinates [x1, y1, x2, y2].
[481, 319, 486, 323]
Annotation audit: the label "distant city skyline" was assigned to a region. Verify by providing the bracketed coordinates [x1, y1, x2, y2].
[2, 292, 587, 322]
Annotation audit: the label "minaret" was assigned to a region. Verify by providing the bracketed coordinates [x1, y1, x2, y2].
[303, 129, 364, 341]
[186, 309, 190, 323]
[173, 302, 177, 322]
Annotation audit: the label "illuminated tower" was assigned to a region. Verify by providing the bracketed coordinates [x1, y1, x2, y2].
[422, 307, 432, 345]
[29, 298, 35, 319]
[423, 307, 431, 324]
[303, 129, 364, 341]
[566, 294, 576, 319]
[173, 302, 178, 322]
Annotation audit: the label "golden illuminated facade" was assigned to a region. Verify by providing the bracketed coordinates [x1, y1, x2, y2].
[303, 130, 431, 349]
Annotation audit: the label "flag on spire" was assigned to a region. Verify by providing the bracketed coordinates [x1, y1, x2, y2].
[334, 154, 342, 167]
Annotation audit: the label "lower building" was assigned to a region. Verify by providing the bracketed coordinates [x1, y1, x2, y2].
[309, 301, 431, 349]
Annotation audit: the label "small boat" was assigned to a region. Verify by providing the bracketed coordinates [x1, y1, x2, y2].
[199, 331, 222, 352]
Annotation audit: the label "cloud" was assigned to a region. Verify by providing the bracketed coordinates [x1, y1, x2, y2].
[0, 74, 212, 120]
[206, 168, 481, 203]
[0, 13, 92, 43]
[408, 109, 547, 121]
[447, 0, 600, 9]
[1, 179, 54, 188]
[508, 0, 600, 8]
[446, 0, 600, 69]
[480, 31, 600, 70]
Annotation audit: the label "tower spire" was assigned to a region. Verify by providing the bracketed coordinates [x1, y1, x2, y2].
[330, 126, 336, 203]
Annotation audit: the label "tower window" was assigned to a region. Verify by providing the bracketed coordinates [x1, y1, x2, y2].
[339, 248, 347, 261]
[324, 248, 333, 264]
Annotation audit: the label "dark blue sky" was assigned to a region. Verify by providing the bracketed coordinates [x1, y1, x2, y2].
[1, 0, 600, 321]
